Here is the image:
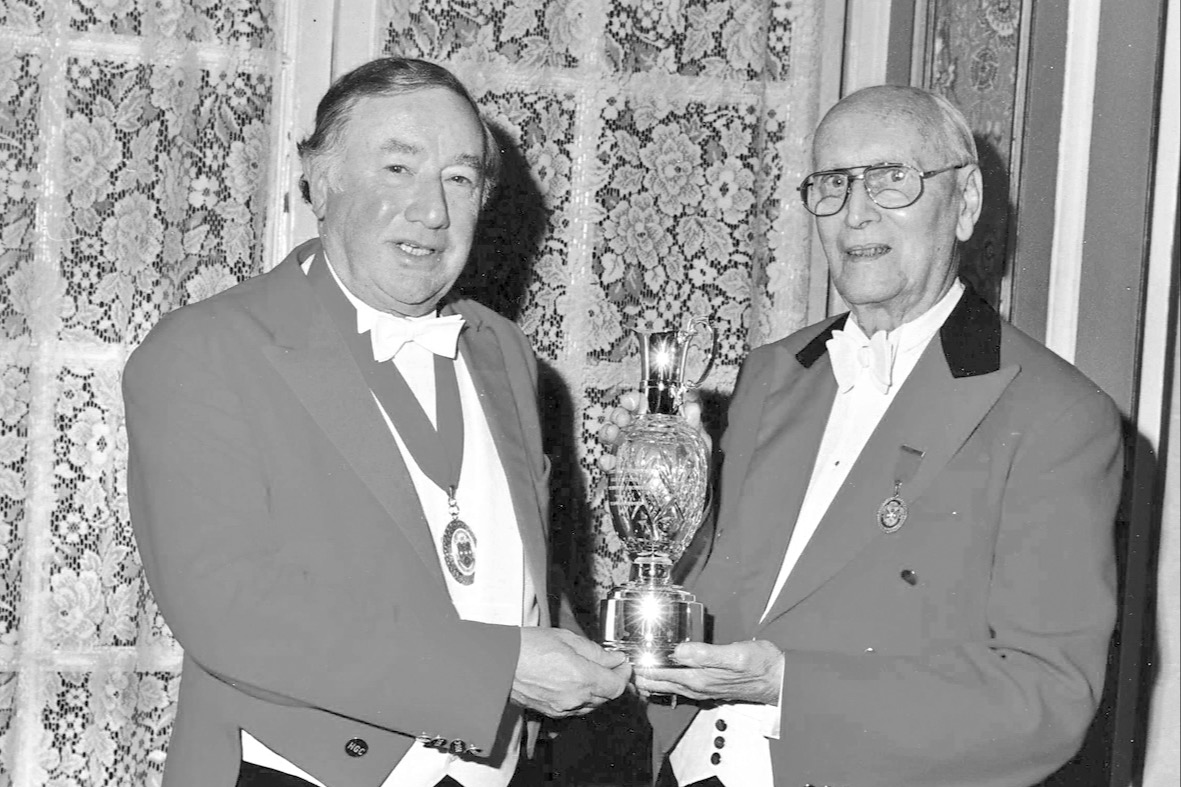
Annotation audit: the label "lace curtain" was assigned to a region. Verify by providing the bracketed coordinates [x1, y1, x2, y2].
[0, 1, 823, 783]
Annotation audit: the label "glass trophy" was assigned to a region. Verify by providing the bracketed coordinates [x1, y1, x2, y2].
[600, 316, 716, 668]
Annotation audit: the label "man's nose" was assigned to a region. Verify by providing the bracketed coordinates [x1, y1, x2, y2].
[843, 177, 880, 226]
[404, 177, 450, 229]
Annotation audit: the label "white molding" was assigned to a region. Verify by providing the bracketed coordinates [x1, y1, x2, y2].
[841, 0, 893, 95]
[807, 0, 849, 323]
[1137, 0, 1179, 456]
[267, 0, 335, 260]
[1045, 0, 1102, 363]
[1138, 4, 1179, 781]
[331, 0, 383, 80]
[12, 2, 71, 781]
[0, 27, 277, 67]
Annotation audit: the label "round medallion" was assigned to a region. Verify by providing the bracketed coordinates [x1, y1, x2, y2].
[442, 519, 477, 585]
[877, 496, 908, 534]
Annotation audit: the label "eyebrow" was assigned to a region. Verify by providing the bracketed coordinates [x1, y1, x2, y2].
[452, 153, 484, 170]
[379, 138, 484, 170]
[379, 138, 420, 156]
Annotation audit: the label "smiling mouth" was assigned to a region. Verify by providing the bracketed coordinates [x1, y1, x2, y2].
[844, 244, 891, 259]
[396, 242, 437, 257]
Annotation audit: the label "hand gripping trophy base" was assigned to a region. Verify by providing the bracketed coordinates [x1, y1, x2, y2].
[600, 555, 704, 668]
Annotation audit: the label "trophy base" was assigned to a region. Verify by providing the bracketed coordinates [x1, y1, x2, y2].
[599, 586, 704, 669]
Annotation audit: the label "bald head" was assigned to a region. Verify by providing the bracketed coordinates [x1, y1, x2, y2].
[814, 85, 977, 170]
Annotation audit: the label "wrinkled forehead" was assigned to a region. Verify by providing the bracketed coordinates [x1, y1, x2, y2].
[811, 104, 938, 171]
[344, 89, 486, 151]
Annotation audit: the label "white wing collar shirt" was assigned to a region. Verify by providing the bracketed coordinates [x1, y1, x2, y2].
[669, 280, 966, 786]
[242, 256, 539, 787]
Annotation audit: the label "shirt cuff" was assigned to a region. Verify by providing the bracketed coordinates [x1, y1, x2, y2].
[725, 652, 784, 740]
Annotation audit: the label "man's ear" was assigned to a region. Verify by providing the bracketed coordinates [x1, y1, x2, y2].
[305, 161, 332, 221]
[955, 165, 984, 242]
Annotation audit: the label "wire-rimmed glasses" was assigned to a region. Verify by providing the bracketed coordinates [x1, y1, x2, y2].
[797, 162, 973, 217]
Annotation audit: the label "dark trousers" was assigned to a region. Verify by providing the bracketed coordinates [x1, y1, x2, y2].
[654, 760, 727, 787]
[235, 760, 555, 787]
[234, 763, 321, 787]
[235, 762, 471, 787]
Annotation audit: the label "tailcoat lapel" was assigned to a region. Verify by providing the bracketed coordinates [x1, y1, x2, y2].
[448, 302, 548, 616]
[757, 289, 1019, 629]
[729, 321, 843, 634]
[259, 241, 447, 587]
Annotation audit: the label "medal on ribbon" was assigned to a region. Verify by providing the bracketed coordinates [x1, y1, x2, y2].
[307, 255, 474, 582]
[443, 520, 477, 584]
[878, 445, 925, 534]
[442, 491, 476, 584]
[877, 482, 908, 533]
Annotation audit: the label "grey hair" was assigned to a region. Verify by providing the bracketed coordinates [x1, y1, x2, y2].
[923, 89, 978, 165]
[296, 57, 501, 206]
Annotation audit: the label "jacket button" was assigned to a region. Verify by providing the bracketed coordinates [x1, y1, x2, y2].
[344, 738, 368, 757]
[714, 736, 725, 749]
[710, 752, 721, 765]
[715, 718, 727, 731]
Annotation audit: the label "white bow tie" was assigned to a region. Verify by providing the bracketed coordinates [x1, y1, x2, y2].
[826, 325, 897, 395]
[369, 313, 466, 362]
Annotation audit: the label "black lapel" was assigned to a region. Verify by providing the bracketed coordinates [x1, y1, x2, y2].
[939, 285, 1002, 377]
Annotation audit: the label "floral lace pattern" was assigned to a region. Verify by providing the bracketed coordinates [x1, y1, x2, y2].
[590, 92, 779, 362]
[59, 58, 272, 345]
[603, 0, 795, 79]
[3, 0, 276, 783]
[32, 669, 177, 787]
[0, 1, 45, 30]
[385, 0, 586, 68]
[0, 50, 41, 341]
[0, 361, 28, 657]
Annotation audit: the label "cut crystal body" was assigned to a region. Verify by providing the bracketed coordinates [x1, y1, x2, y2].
[609, 414, 710, 563]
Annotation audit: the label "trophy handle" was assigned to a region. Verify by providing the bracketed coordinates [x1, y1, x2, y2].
[679, 317, 716, 390]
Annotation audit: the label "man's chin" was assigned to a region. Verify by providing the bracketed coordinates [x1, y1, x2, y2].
[833, 280, 904, 309]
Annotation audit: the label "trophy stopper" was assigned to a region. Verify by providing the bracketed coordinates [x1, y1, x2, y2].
[600, 317, 716, 667]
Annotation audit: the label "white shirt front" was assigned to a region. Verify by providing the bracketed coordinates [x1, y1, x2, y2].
[670, 281, 965, 786]
[241, 257, 537, 787]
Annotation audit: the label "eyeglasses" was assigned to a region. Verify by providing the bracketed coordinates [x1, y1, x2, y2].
[797, 162, 972, 217]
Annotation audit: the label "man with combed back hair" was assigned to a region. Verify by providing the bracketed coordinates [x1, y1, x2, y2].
[602, 84, 1122, 787]
[125, 57, 630, 787]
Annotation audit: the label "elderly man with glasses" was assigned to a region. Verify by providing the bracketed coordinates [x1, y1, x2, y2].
[603, 84, 1123, 787]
